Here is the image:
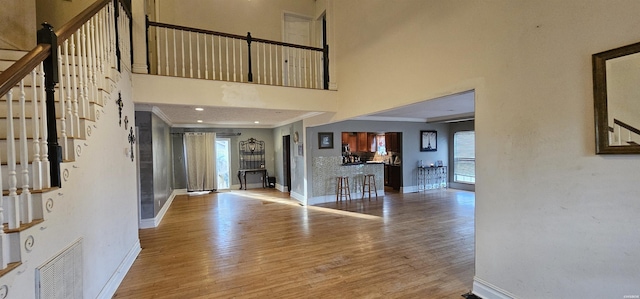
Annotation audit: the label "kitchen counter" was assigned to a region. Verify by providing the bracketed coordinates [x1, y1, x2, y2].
[310, 157, 385, 205]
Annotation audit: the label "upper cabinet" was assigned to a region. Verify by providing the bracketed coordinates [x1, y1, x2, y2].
[385, 132, 402, 153]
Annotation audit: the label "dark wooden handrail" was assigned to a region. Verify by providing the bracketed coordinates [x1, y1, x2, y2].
[148, 21, 324, 52]
[56, 0, 111, 42]
[0, 44, 51, 98]
[614, 119, 640, 136]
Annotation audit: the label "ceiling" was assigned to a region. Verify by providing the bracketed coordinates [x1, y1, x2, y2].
[138, 90, 475, 128]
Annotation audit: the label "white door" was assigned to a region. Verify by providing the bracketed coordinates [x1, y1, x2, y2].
[283, 14, 311, 87]
[216, 138, 230, 189]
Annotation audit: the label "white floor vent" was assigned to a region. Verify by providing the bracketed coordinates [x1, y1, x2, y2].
[36, 239, 83, 299]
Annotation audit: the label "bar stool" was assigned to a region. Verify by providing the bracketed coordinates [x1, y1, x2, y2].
[362, 174, 378, 200]
[336, 176, 351, 202]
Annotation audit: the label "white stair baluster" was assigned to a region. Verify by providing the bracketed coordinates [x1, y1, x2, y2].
[39, 64, 50, 189]
[70, 34, 80, 137]
[31, 68, 42, 191]
[6, 90, 20, 229]
[0, 141, 6, 269]
[18, 80, 33, 223]
[256, 43, 260, 84]
[269, 44, 273, 85]
[64, 39, 74, 139]
[58, 44, 68, 161]
[172, 29, 177, 76]
[262, 42, 266, 84]
[211, 35, 216, 80]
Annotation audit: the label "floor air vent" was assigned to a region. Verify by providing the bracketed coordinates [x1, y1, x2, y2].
[36, 239, 83, 299]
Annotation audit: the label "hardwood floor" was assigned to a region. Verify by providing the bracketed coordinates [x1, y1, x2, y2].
[114, 189, 475, 298]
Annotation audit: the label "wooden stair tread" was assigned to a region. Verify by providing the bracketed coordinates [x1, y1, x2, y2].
[3, 218, 44, 234]
[2, 186, 59, 196]
[0, 262, 21, 279]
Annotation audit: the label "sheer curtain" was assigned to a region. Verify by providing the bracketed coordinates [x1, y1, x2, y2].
[184, 132, 217, 191]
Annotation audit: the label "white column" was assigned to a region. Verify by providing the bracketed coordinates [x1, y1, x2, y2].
[131, 0, 149, 73]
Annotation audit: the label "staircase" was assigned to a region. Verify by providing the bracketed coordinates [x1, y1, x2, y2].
[0, 0, 131, 283]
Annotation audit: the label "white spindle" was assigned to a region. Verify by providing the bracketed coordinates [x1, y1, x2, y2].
[269, 44, 273, 85]
[189, 31, 193, 78]
[262, 42, 266, 84]
[256, 43, 260, 84]
[232, 38, 236, 81]
[57, 45, 68, 162]
[225, 37, 229, 81]
[70, 34, 80, 137]
[275, 46, 280, 86]
[218, 36, 222, 80]
[204, 33, 208, 80]
[31, 68, 42, 190]
[64, 40, 75, 139]
[280, 46, 285, 86]
[181, 30, 185, 77]
[239, 39, 243, 82]
[39, 64, 50, 189]
[18, 80, 33, 223]
[212, 35, 217, 80]
[173, 30, 177, 76]
[197, 33, 201, 79]
[298, 48, 302, 87]
[164, 27, 169, 75]
[6, 90, 19, 229]
[314, 51, 319, 89]
[80, 25, 90, 120]
[95, 12, 104, 89]
[0, 144, 5, 268]
[90, 19, 98, 104]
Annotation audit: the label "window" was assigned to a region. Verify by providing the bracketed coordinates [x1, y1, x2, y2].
[454, 131, 475, 184]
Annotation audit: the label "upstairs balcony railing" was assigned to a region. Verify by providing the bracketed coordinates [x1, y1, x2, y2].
[146, 21, 329, 89]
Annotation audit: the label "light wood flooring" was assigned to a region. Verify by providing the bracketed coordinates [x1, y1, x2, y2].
[114, 188, 475, 298]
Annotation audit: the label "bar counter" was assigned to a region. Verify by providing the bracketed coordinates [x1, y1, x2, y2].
[310, 157, 385, 205]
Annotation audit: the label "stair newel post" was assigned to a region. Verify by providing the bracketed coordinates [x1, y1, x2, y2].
[323, 44, 329, 90]
[247, 32, 253, 82]
[38, 22, 63, 188]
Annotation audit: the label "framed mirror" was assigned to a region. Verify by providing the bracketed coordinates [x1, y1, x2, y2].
[593, 41, 640, 154]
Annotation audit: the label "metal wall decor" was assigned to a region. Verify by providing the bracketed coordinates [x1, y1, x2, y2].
[124, 115, 129, 130]
[116, 93, 123, 126]
[128, 127, 136, 161]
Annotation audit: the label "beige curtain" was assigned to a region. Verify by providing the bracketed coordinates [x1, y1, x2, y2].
[184, 132, 217, 191]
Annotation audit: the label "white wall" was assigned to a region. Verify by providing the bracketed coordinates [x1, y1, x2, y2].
[155, 0, 315, 42]
[0, 0, 36, 50]
[0, 70, 139, 298]
[329, 1, 640, 298]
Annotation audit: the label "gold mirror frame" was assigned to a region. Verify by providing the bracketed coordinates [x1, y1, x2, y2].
[593, 41, 640, 154]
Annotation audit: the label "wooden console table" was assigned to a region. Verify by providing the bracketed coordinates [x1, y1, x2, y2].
[237, 169, 267, 190]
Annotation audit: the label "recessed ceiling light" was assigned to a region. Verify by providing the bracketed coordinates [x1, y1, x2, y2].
[195, 107, 204, 111]
[254, 121, 260, 124]
[197, 120, 203, 123]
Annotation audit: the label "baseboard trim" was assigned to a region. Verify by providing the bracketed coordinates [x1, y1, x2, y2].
[473, 277, 517, 299]
[289, 191, 304, 204]
[96, 240, 141, 299]
[139, 189, 186, 229]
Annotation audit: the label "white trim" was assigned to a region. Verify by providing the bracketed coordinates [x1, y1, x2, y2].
[289, 191, 304, 203]
[275, 183, 286, 192]
[473, 277, 518, 299]
[96, 240, 142, 299]
[139, 189, 186, 229]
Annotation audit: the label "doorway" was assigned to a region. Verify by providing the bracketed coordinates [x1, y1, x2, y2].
[283, 13, 311, 86]
[283, 135, 291, 192]
[216, 138, 230, 190]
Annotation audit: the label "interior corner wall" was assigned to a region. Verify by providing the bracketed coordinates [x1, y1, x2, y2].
[135, 111, 154, 219]
[273, 121, 304, 195]
[448, 120, 475, 192]
[152, 113, 173, 215]
[330, 1, 640, 298]
[135, 110, 173, 219]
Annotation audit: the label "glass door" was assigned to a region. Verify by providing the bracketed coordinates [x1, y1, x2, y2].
[216, 138, 231, 189]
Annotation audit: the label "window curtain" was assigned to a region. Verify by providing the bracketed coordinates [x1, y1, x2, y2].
[184, 132, 217, 192]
